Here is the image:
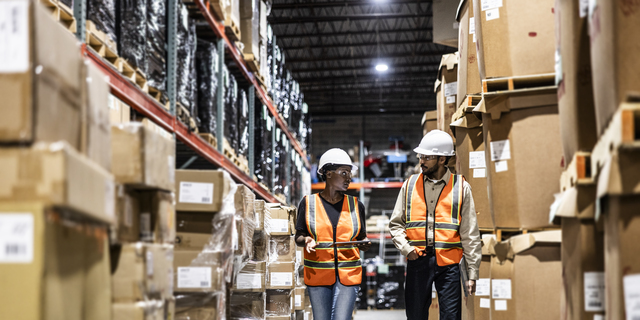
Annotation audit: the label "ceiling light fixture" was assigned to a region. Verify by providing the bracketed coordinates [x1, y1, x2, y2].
[375, 64, 389, 72]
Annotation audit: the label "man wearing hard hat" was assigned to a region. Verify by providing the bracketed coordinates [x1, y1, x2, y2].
[389, 130, 482, 320]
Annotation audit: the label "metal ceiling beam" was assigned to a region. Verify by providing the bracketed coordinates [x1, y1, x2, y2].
[306, 98, 431, 104]
[297, 71, 438, 83]
[277, 28, 430, 39]
[269, 13, 422, 24]
[286, 51, 452, 63]
[302, 85, 432, 94]
[292, 62, 439, 73]
[310, 108, 434, 116]
[283, 40, 434, 50]
[300, 77, 436, 88]
[272, 0, 431, 10]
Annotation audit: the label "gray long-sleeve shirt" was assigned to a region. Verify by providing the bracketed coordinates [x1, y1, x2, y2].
[388, 169, 482, 280]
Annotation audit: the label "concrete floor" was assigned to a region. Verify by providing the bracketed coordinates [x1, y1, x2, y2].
[353, 309, 406, 320]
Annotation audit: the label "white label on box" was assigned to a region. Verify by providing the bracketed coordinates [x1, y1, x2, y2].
[304, 312, 309, 320]
[179, 182, 214, 204]
[580, 0, 589, 17]
[177, 267, 212, 288]
[469, 17, 475, 34]
[623, 274, 640, 320]
[486, 8, 500, 20]
[555, 50, 563, 86]
[490, 140, 511, 161]
[588, 0, 597, 18]
[446, 96, 456, 104]
[480, 298, 491, 309]
[270, 272, 293, 287]
[584, 272, 605, 312]
[473, 168, 487, 178]
[296, 250, 302, 264]
[492, 279, 512, 299]
[295, 294, 302, 307]
[146, 250, 154, 276]
[473, 33, 476, 43]
[270, 219, 289, 233]
[481, 0, 503, 11]
[0, 1, 29, 73]
[593, 315, 604, 320]
[469, 151, 486, 169]
[0, 213, 34, 263]
[236, 274, 263, 289]
[168, 156, 175, 183]
[494, 299, 508, 311]
[105, 180, 115, 219]
[495, 161, 508, 173]
[476, 278, 491, 296]
[444, 82, 458, 97]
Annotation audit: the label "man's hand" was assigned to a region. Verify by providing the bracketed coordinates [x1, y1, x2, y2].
[305, 237, 317, 253]
[355, 238, 372, 251]
[466, 280, 476, 295]
[407, 250, 419, 260]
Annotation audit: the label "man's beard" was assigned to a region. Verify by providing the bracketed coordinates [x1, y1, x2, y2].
[422, 164, 439, 177]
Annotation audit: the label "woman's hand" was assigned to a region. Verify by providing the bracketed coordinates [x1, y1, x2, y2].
[355, 238, 372, 251]
[305, 237, 317, 253]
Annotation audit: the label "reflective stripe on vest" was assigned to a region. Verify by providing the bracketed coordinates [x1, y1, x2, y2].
[304, 194, 363, 286]
[405, 173, 465, 266]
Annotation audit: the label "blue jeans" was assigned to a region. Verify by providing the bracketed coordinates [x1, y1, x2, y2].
[307, 276, 359, 320]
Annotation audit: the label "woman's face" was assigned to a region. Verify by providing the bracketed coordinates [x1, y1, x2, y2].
[326, 165, 353, 192]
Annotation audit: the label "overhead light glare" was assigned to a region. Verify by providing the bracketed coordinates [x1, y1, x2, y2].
[375, 64, 389, 72]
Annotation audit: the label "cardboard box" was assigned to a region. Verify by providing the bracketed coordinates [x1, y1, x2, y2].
[0, 0, 84, 149]
[108, 95, 131, 125]
[428, 295, 440, 319]
[456, 0, 482, 106]
[267, 203, 293, 236]
[229, 291, 266, 318]
[114, 185, 141, 243]
[451, 96, 493, 229]
[472, 0, 555, 79]
[267, 289, 294, 316]
[421, 111, 438, 136]
[462, 243, 492, 320]
[294, 287, 306, 311]
[241, 16, 260, 61]
[588, 0, 640, 135]
[259, 0, 267, 39]
[235, 185, 256, 222]
[490, 231, 562, 320]
[173, 250, 223, 293]
[111, 243, 173, 302]
[112, 301, 165, 320]
[0, 202, 111, 320]
[560, 218, 605, 320]
[601, 195, 640, 320]
[556, 0, 597, 164]
[435, 53, 459, 140]
[0, 142, 115, 224]
[267, 262, 296, 289]
[175, 170, 231, 212]
[174, 293, 224, 320]
[176, 212, 216, 234]
[225, 0, 241, 35]
[233, 261, 267, 292]
[111, 123, 175, 191]
[253, 230, 271, 262]
[236, 216, 257, 258]
[255, 199, 272, 232]
[270, 235, 296, 263]
[83, 60, 112, 171]
[139, 190, 176, 244]
[432, 0, 460, 47]
[476, 92, 563, 228]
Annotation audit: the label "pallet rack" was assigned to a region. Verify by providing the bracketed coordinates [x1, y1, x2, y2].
[71, 0, 310, 204]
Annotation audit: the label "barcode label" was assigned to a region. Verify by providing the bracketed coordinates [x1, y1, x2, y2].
[179, 182, 214, 204]
[270, 272, 293, 287]
[177, 267, 212, 289]
[0, 1, 29, 73]
[584, 272, 605, 312]
[0, 213, 34, 263]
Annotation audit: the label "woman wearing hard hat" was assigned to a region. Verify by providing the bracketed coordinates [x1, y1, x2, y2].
[295, 148, 371, 320]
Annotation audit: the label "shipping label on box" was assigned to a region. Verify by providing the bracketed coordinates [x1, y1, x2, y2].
[177, 267, 212, 289]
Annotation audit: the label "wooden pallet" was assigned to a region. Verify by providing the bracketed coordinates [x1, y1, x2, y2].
[201, 0, 225, 21]
[177, 103, 198, 133]
[39, 0, 77, 33]
[222, 137, 243, 167]
[86, 20, 117, 55]
[198, 133, 218, 149]
[560, 152, 593, 192]
[482, 73, 556, 96]
[274, 194, 287, 204]
[243, 53, 260, 73]
[224, 18, 241, 42]
[237, 154, 250, 174]
[147, 86, 165, 104]
[258, 182, 270, 193]
[591, 101, 640, 178]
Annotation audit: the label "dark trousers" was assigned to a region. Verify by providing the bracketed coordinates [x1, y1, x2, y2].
[405, 253, 461, 320]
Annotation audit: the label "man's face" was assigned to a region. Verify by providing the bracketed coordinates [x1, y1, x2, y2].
[418, 155, 440, 176]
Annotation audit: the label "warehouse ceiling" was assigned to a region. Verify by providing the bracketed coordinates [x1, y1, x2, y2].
[269, 0, 455, 116]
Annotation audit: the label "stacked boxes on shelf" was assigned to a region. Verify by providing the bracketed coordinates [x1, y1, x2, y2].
[434, 53, 459, 172]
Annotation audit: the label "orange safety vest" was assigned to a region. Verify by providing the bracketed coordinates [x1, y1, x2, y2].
[304, 194, 363, 286]
[405, 173, 464, 266]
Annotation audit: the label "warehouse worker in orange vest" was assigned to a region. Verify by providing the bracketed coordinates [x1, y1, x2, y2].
[295, 148, 371, 320]
[389, 130, 482, 320]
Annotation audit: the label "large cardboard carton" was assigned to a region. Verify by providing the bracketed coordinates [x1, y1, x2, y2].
[229, 291, 266, 319]
[588, 0, 640, 135]
[294, 287, 306, 311]
[240, 0, 260, 63]
[0, 202, 111, 320]
[112, 301, 165, 320]
[0, 0, 84, 149]
[476, 91, 563, 228]
[267, 262, 296, 289]
[0, 142, 115, 224]
[139, 191, 176, 244]
[175, 170, 230, 213]
[173, 250, 224, 293]
[555, 0, 597, 164]
[472, 0, 555, 79]
[83, 60, 112, 171]
[435, 53, 460, 140]
[111, 243, 174, 302]
[421, 111, 438, 136]
[233, 261, 267, 292]
[451, 96, 492, 229]
[114, 185, 141, 243]
[235, 185, 256, 222]
[269, 235, 296, 263]
[254, 199, 271, 232]
[109, 95, 131, 125]
[176, 212, 216, 233]
[174, 293, 224, 320]
[601, 195, 640, 320]
[433, 0, 460, 47]
[111, 123, 175, 191]
[267, 289, 294, 316]
[490, 231, 562, 320]
[267, 203, 293, 236]
[462, 236, 493, 320]
[456, 0, 482, 106]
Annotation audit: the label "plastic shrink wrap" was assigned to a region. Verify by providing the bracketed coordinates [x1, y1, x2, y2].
[88, 0, 118, 51]
[176, 4, 197, 116]
[196, 40, 220, 135]
[229, 292, 266, 320]
[224, 70, 239, 153]
[238, 89, 249, 158]
[146, 0, 167, 96]
[116, 0, 146, 70]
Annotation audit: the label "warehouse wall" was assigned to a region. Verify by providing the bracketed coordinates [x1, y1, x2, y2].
[310, 113, 426, 160]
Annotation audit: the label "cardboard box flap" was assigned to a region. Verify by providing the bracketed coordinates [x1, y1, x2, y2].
[495, 230, 561, 261]
[421, 111, 438, 126]
[481, 234, 497, 256]
[476, 92, 558, 120]
[437, 53, 459, 79]
[595, 153, 640, 198]
[434, 79, 442, 93]
[551, 186, 597, 222]
[455, 0, 468, 21]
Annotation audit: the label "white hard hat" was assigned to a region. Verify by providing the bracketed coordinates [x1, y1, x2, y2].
[317, 148, 358, 175]
[413, 130, 455, 156]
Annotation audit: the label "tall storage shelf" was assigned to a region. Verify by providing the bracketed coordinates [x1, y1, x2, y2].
[73, 0, 310, 205]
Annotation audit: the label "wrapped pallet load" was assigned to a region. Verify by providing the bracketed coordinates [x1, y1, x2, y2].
[196, 40, 220, 136]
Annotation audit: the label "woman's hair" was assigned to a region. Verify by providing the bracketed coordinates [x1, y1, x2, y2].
[319, 164, 343, 181]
